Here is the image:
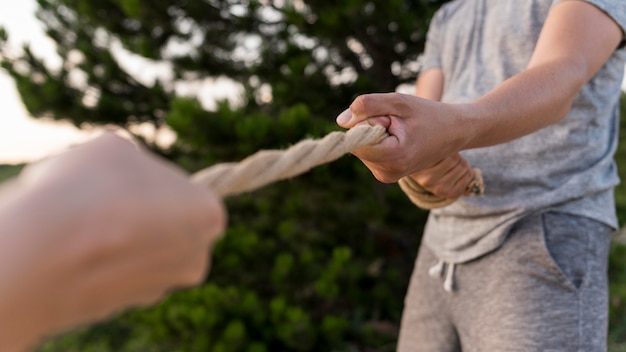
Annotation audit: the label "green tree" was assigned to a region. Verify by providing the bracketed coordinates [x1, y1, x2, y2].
[1, 1, 446, 350]
[0, 0, 444, 131]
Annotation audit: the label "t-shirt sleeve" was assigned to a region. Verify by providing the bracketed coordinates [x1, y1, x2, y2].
[419, 9, 446, 72]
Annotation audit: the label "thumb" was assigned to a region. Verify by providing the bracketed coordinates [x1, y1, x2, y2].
[336, 109, 392, 130]
[336, 108, 355, 128]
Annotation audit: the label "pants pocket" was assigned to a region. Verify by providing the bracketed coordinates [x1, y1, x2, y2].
[538, 212, 608, 290]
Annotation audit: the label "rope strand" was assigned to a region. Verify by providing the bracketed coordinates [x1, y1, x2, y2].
[191, 124, 387, 197]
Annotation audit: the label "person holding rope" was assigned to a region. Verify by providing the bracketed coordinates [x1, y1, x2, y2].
[0, 132, 226, 351]
[338, 0, 625, 351]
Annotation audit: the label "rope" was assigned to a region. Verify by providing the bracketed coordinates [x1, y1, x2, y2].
[191, 124, 387, 196]
[191, 124, 484, 209]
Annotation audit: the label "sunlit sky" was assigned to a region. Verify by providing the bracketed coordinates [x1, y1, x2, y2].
[0, 0, 97, 164]
[1, 0, 626, 165]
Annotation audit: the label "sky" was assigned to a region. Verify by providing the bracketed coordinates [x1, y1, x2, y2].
[1, 0, 626, 165]
[0, 0, 241, 164]
[0, 0, 96, 164]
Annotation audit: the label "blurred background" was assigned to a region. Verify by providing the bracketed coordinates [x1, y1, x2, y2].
[1, 1, 625, 351]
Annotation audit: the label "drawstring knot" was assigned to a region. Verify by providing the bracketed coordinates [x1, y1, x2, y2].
[428, 259, 445, 278]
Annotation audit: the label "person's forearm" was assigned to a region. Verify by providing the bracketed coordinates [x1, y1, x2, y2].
[457, 60, 585, 150]
[456, 1, 622, 150]
[0, 185, 56, 352]
[411, 60, 584, 154]
[415, 68, 444, 101]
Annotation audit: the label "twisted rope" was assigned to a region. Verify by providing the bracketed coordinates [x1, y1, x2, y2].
[191, 124, 387, 196]
[191, 124, 484, 209]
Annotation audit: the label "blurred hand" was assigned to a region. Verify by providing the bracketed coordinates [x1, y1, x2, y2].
[336, 93, 470, 183]
[0, 132, 226, 351]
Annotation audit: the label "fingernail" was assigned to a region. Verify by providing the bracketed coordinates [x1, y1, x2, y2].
[336, 109, 352, 125]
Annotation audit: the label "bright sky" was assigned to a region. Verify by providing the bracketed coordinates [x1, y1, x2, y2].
[1, 0, 626, 165]
[0, 0, 97, 164]
[0, 0, 242, 164]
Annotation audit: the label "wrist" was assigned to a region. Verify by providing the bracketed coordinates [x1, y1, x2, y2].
[442, 102, 482, 153]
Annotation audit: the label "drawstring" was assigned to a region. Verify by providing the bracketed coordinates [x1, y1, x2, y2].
[428, 259, 456, 293]
[444, 263, 456, 292]
[428, 259, 445, 278]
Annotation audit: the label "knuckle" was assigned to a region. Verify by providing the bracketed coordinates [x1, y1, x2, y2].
[432, 184, 458, 199]
[380, 175, 397, 184]
[450, 186, 465, 199]
[418, 175, 436, 189]
[413, 171, 437, 189]
[430, 184, 447, 197]
[455, 180, 471, 197]
[387, 167, 406, 182]
[351, 95, 371, 114]
[368, 160, 405, 184]
[374, 171, 399, 184]
[394, 93, 411, 111]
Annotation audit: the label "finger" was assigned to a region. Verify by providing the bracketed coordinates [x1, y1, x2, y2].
[455, 168, 475, 194]
[354, 115, 392, 129]
[336, 93, 394, 127]
[411, 157, 457, 189]
[360, 159, 403, 184]
[411, 154, 471, 198]
[350, 135, 404, 183]
[350, 116, 400, 164]
[336, 108, 354, 128]
[436, 158, 473, 198]
[340, 93, 415, 128]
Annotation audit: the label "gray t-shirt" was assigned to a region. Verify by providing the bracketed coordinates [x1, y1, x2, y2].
[420, 0, 626, 263]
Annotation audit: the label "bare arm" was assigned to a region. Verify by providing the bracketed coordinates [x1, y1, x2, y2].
[462, 1, 623, 148]
[409, 68, 474, 198]
[337, 1, 623, 182]
[415, 68, 444, 101]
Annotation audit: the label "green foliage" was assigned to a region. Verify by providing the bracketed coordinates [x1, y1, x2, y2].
[615, 94, 626, 226]
[0, 164, 25, 181]
[0, 0, 446, 129]
[608, 94, 626, 351]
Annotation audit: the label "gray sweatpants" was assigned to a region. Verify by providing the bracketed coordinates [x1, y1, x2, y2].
[397, 211, 613, 352]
